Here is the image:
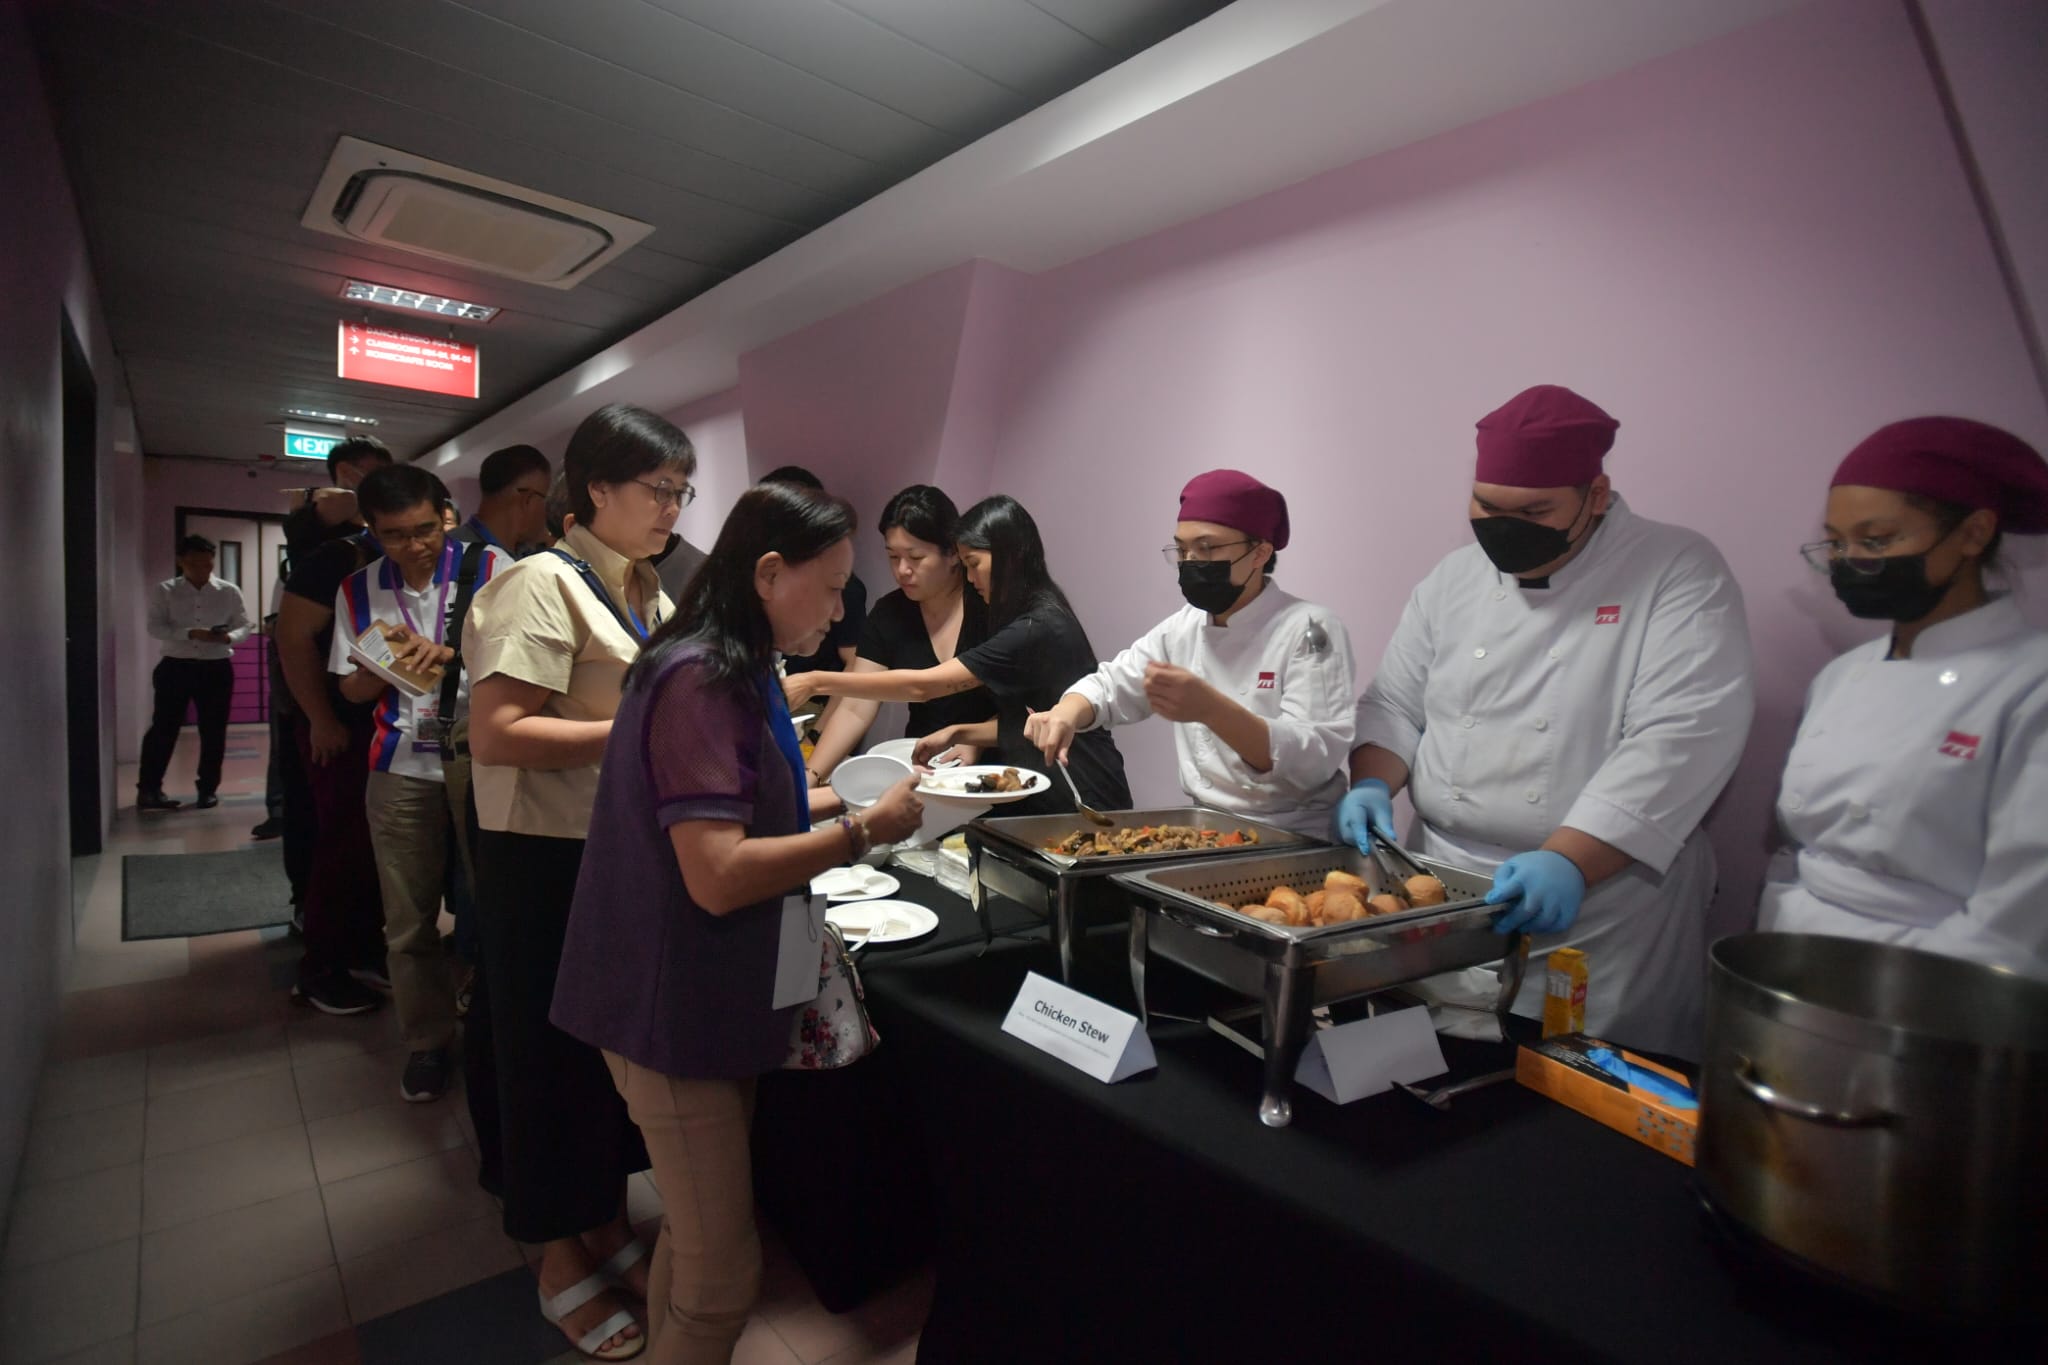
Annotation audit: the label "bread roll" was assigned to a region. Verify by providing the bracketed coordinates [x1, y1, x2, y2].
[1404, 874, 1448, 907]
[1304, 890, 1329, 924]
[1324, 870, 1371, 899]
[1322, 889, 1367, 922]
[1241, 904, 1289, 925]
[1265, 886, 1310, 926]
[1366, 893, 1410, 917]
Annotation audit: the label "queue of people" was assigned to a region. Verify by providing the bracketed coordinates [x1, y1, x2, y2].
[135, 385, 2046, 1363]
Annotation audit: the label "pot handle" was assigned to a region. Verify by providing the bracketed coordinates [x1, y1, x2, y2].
[1731, 1055, 1895, 1129]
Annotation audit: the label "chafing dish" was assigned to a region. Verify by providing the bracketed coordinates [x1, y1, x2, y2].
[1114, 846, 1529, 1127]
[966, 808, 1317, 981]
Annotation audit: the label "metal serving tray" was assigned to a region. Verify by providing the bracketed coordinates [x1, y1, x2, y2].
[1114, 846, 1529, 1128]
[966, 808, 1317, 981]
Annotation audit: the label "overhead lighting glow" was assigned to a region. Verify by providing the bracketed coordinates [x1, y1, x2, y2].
[283, 406, 378, 426]
[342, 279, 500, 322]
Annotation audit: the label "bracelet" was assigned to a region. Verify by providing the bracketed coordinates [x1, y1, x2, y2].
[838, 815, 871, 862]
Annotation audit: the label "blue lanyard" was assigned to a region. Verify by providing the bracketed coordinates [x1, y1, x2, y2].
[756, 671, 812, 832]
[463, 517, 503, 551]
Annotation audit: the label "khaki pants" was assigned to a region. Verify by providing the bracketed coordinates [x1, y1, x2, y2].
[364, 760, 471, 1053]
[603, 1052, 758, 1365]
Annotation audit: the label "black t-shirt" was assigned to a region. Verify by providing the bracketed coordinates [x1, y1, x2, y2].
[784, 571, 867, 674]
[857, 588, 997, 740]
[283, 532, 377, 720]
[957, 600, 1129, 817]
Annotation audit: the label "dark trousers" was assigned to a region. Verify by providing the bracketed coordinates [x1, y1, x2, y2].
[138, 657, 233, 796]
[274, 704, 314, 903]
[472, 827, 648, 1243]
[294, 717, 385, 986]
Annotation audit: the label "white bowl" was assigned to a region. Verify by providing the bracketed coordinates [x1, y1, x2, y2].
[828, 753, 913, 812]
[867, 737, 919, 765]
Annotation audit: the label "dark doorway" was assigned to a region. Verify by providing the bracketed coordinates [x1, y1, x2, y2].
[62, 311, 100, 857]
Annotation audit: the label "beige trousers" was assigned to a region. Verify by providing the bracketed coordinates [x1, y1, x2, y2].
[603, 1051, 759, 1365]
[363, 758, 471, 1052]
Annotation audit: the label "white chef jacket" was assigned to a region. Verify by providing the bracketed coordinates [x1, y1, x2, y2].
[1066, 583, 1355, 836]
[1758, 595, 2048, 978]
[1354, 496, 1755, 1057]
[148, 575, 252, 661]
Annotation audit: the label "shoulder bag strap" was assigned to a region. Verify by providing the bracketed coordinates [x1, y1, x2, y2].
[437, 540, 490, 727]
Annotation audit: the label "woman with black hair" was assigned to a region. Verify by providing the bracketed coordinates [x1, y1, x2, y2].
[463, 402, 696, 1360]
[786, 493, 1129, 817]
[551, 483, 923, 1364]
[801, 484, 997, 785]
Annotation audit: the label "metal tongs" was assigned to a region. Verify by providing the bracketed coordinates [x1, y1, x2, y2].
[1367, 828, 1430, 889]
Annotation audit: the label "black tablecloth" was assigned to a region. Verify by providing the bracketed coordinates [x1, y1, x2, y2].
[754, 871, 2029, 1362]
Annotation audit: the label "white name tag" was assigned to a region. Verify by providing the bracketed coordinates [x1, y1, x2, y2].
[772, 894, 827, 1010]
[1294, 1006, 1447, 1105]
[1000, 971, 1156, 1083]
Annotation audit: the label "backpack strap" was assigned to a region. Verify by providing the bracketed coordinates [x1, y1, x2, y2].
[437, 540, 490, 740]
[544, 547, 651, 643]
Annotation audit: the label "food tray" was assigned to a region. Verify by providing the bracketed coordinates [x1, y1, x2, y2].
[1119, 845, 1495, 944]
[970, 808, 1317, 869]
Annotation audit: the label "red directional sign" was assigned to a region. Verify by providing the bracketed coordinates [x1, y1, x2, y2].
[337, 322, 480, 398]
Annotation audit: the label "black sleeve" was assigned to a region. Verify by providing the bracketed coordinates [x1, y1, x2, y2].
[956, 611, 1048, 702]
[855, 591, 907, 665]
[285, 539, 360, 608]
[827, 572, 868, 656]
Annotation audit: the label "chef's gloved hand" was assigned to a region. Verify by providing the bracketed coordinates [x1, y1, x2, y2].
[1335, 779, 1396, 852]
[1486, 851, 1586, 936]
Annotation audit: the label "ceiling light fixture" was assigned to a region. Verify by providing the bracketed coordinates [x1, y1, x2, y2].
[342, 279, 499, 322]
[283, 406, 379, 426]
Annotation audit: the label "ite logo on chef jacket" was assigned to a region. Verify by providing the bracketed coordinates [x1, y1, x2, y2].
[1595, 605, 1622, 626]
[1257, 671, 1276, 689]
[1940, 731, 1982, 760]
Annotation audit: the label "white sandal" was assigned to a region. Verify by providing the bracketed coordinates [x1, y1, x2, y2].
[539, 1271, 645, 1362]
[595, 1238, 651, 1294]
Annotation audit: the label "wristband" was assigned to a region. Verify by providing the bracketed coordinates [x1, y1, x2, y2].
[838, 815, 871, 862]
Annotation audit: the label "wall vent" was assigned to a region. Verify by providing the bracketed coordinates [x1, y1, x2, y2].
[301, 137, 653, 290]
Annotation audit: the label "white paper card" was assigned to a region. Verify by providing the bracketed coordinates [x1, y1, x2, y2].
[772, 894, 827, 1010]
[1294, 1007, 1447, 1105]
[346, 624, 432, 698]
[1000, 971, 1156, 1083]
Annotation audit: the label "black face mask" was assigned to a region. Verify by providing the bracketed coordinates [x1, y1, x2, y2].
[1178, 559, 1245, 615]
[1829, 550, 1955, 622]
[1469, 492, 1594, 576]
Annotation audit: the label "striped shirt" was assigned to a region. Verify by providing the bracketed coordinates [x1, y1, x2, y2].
[328, 540, 509, 781]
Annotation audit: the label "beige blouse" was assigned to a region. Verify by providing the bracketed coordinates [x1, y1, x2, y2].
[463, 523, 672, 839]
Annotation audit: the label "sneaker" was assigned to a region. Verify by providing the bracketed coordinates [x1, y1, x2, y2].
[400, 1048, 452, 1103]
[349, 962, 392, 994]
[250, 817, 283, 840]
[292, 973, 384, 1016]
[137, 791, 181, 813]
[193, 792, 220, 810]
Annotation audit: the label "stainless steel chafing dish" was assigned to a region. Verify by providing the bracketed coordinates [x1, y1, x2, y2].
[966, 808, 1317, 982]
[1114, 846, 1530, 1128]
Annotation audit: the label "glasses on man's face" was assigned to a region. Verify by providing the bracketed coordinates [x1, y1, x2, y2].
[1160, 539, 1253, 565]
[633, 478, 697, 510]
[377, 523, 442, 550]
[1799, 534, 1912, 576]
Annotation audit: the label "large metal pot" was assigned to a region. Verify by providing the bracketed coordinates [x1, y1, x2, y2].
[1696, 933, 2048, 1318]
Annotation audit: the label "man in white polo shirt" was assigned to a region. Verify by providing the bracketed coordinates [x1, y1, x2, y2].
[330, 464, 508, 1102]
[138, 534, 251, 812]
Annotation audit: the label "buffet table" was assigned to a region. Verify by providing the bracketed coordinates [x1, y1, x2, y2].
[753, 870, 2027, 1362]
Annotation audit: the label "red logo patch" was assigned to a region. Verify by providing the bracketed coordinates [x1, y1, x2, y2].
[1595, 605, 1622, 626]
[1939, 731, 1981, 760]
[1256, 672, 1276, 690]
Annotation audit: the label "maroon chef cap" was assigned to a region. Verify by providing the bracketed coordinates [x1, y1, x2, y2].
[1178, 469, 1289, 550]
[1474, 385, 1619, 488]
[1831, 417, 2048, 535]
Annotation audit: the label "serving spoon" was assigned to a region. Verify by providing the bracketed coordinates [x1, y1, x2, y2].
[1057, 760, 1115, 828]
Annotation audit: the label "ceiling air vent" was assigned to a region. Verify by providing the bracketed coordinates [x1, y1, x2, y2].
[301, 136, 653, 290]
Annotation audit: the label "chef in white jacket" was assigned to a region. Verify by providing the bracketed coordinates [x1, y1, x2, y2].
[1338, 386, 1755, 1058]
[1025, 470, 1355, 837]
[1761, 416, 2048, 976]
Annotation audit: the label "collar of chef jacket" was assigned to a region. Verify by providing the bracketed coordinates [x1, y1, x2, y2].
[1504, 493, 1634, 593]
[1894, 593, 2032, 661]
[1201, 576, 1290, 633]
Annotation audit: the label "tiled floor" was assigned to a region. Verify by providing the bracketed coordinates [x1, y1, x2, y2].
[2, 730, 927, 1365]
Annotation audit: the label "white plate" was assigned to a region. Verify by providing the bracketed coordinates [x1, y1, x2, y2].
[827, 899, 939, 946]
[791, 712, 816, 727]
[809, 867, 900, 902]
[916, 765, 1051, 803]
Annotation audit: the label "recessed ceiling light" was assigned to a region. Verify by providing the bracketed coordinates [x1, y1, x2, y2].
[342, 279, 499, 322]
[283, 406, 378, 426]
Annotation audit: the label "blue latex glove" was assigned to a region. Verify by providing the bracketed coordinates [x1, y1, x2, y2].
[1334, 778, 1396, 851]
[1486, 850, 1586, 936]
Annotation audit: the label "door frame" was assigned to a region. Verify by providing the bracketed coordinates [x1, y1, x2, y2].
[61, 311, 100, 857]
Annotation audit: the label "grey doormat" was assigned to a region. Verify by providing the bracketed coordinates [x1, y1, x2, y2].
[122, 847, 293, 940]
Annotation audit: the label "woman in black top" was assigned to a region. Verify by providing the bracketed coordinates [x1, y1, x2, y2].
[786, 495, 1129, 817]
[801, 486, 997, 787]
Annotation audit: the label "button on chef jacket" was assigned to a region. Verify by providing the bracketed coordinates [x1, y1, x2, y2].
[1759, 594, 2048, 977]
[1353, 495, 1755, 1058]
[1067, 584, 1355, 837]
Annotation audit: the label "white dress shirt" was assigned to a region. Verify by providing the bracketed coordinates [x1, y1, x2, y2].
[1353, 495, 1756, 1057]
[1759, 594, 2048, 978]
[1068, 583, 1355, 835]
[148, 574, 252, 661]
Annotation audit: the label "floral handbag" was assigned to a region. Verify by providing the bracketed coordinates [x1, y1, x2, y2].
[782, 922, 879, 1070]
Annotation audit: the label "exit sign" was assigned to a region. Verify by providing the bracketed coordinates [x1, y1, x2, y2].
[338, 322, 480, 398]
[284, 427, 341, 460]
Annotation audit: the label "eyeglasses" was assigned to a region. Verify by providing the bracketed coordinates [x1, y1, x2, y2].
[1799, 536, 1909, 576]
[1161, 539, 1254, 565]
[376, 524, 442, 550]
[632, 478, 697, 509]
